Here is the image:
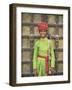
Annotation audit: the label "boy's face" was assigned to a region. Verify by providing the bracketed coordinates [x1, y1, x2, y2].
[39, 31, 46, 38]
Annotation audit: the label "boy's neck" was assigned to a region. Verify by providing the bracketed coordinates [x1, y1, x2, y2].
[40, 37, 47, 40]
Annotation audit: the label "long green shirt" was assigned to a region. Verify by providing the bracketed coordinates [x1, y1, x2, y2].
[33, 37, 55, 76]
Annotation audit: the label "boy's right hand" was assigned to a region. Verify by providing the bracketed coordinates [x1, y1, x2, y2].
[33, 69, 37, 76]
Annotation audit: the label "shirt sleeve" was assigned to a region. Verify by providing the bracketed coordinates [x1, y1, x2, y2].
[50, 40, 55, 68]
[33, 41, 39, 69]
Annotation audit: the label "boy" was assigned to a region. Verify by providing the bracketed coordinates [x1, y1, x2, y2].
[33, 22, 55, 76]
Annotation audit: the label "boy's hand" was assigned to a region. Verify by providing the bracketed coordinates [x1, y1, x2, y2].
[33, 69, 37, 76]
[49, 67, 56, 74]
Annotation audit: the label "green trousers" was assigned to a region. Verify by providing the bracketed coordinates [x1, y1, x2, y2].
[37, 59, 47, 76]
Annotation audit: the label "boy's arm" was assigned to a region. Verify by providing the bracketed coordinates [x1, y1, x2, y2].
[33, 41, 39, 71]
[50, 40, 55, 69]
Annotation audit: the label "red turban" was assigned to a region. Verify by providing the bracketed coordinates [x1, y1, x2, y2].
[38, 22, 48, 32]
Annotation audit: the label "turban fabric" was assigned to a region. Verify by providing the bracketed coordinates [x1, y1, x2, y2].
[38, 22, 48, 32]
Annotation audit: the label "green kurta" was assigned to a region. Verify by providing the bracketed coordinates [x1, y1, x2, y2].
[33, 37, 55, 76]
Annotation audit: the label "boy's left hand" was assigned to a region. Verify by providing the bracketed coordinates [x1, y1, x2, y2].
[49, 67, 56, 74]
